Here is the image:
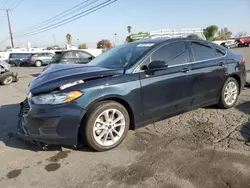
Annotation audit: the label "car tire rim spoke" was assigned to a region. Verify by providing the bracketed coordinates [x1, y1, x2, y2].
[93, 108, 125, 147]
[103, 131, 109, 144]
[112, 128, 121, 137]
[110, 131, 115, 143]
[112, 115, 123, 124]
[104, 110, 110, 122]
[97, 129, 107, 141]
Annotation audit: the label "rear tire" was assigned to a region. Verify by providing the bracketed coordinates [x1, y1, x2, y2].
[35, 60, 42, 67]
[0, 72, 14, 85]
[82, 101, 130, 152]
[15, 61, 22, 66]
[218, 77, 239, 109]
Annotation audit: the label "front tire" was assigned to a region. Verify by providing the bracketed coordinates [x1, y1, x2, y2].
[218, 77, 239, 109]
[83, 101, 130, 152]
[15, 61, 22, 66]
[0, 72, 14, 85]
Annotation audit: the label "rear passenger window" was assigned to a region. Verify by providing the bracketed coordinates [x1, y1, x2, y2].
[191, 42, 217, 61]
[215, 48, 226, 57]
[151, 41, 188, 66]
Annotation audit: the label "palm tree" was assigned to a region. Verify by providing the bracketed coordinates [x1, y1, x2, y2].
[216, 28, 232, 40]
[66, 33, 72, 45]
[127, 26, 132, 34]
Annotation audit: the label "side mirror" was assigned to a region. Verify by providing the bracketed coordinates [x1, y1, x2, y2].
[148, 60, 168, 70]
[88, 56, 94, 60]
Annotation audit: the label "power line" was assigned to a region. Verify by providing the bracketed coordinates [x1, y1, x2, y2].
[11, 0, 24, 10]
[14, 0, 117, 37]
[0, 17, 6, 24]
[15, 0, 94, 34]
[0, 0, 9, 8]
[14, 0, 97, 35]
[0, 0, 118, 44]
[0, 0, 23, 25]
[0, 0, 9, 24]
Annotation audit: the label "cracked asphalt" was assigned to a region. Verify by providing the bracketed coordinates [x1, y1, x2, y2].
[0, 48, 250, 188]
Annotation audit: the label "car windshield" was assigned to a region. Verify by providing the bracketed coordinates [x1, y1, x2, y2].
[87, 42, 155, 68]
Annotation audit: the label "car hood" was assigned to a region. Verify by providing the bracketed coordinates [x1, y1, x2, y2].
[29, 64, 124, 94]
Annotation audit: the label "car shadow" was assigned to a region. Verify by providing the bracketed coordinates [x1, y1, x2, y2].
[0, 103, 92, 152]
[0, 103, 29, 150]
[236, 101, 250, 143]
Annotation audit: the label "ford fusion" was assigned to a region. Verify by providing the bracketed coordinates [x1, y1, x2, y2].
[18, 38, 246, 151]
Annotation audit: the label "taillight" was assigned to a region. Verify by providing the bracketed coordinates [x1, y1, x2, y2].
[29, 56, 32, 61]
[242, 58, 246, 64]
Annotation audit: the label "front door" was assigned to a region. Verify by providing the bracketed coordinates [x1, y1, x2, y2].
[139, 41, 193, 119]
[189, 41, 227, 106]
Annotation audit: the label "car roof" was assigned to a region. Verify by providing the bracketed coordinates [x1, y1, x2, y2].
[132, 37, 211, 45]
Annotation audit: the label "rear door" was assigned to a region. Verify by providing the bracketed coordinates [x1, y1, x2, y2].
[189, 41, 227, 106]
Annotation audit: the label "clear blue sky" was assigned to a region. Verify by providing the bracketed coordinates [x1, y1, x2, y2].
[0, 0, 249, 49]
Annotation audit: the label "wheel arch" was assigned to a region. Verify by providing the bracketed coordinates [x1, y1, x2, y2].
[81, 96, 136, 130]
[35, 59, 43, 63]
[228, 74, 241, 92]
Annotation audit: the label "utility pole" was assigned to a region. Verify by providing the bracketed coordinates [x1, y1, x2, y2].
[6, 9, 14, 48]
[114, 33, 117, 46]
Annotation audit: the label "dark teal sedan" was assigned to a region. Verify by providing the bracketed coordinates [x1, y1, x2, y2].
[18, 38, 246, 151]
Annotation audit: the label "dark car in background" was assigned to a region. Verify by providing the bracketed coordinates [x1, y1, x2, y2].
[50, 50, 95, 65]
[18, 38, 246, 151]
[9, 53, 34, 66]
[29, 52, 55, 67]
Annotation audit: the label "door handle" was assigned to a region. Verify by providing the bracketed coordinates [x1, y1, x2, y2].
[181, 68, 190, 73]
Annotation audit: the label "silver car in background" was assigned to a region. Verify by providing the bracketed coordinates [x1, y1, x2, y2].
[30, 52, 55, 67]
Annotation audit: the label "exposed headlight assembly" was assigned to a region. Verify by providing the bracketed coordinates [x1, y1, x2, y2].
[32, 91, 82, 105]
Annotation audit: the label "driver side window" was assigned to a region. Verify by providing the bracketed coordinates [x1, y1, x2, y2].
[150, 42, 188, 67]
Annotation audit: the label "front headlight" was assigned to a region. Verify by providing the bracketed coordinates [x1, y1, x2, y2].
[32, 91, 82, 105]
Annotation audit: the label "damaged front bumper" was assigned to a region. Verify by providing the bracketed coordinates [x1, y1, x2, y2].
[17, 99, 86, 146]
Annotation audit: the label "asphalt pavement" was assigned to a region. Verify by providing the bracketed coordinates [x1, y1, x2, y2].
[0, 47, 250, 188]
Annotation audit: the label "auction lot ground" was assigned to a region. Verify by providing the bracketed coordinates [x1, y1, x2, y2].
[0, 47, 250, 188]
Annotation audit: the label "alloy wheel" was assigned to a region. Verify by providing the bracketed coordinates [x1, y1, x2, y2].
[224, 81, 238, 106]
[93, 108, 126, 147]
